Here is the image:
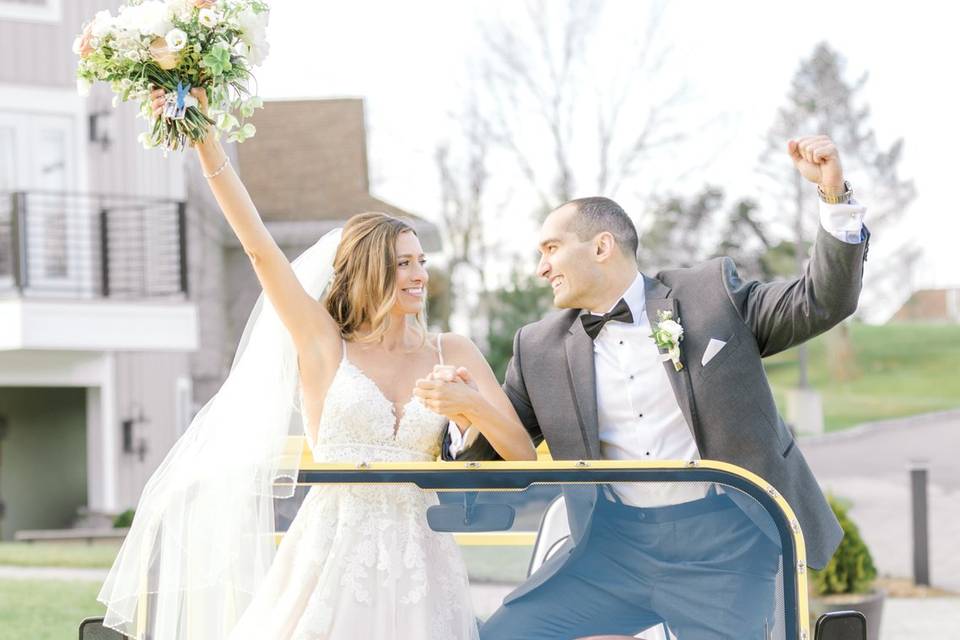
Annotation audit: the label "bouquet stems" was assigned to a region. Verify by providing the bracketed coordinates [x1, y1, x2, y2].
[147, 68, 216, 151]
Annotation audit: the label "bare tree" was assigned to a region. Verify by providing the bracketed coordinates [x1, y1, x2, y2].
[435, 1, 696, 349]
[475, 0, 690, 217]
[434, 98, 493, 333]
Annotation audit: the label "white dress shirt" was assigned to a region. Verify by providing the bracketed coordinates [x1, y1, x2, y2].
[592, 273, 706, 506]
[449, 198, 867, 506]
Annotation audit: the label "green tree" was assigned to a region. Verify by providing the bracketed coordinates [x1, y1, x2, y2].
[483, 269, 554, 381]
[639, 186, 772, 280]
[426, 266, 453, 332]
[639, 186, 724, 272]
[759, 42, 916, 386]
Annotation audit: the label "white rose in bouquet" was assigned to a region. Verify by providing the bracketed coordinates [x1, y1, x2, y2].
[235, 6, 269, 65]
[167, 0, 194, 21]
[164, 28, 188, 51]
[90, 10, 115, 38]
[116, 1, 173, 37]
[197, 8, 220, 29]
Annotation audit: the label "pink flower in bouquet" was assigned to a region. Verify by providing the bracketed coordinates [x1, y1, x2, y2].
[74, 24, 95, 59]
[193, 0, 217, 8]
[149, 37, 180, 70]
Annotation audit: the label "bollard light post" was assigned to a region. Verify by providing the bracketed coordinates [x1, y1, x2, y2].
[909, 460, 930, 587]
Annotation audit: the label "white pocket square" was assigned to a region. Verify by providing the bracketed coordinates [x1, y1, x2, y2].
[701, 338, 727, 367]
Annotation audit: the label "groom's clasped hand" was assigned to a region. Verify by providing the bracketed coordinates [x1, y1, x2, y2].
[414, 365, 478, 427]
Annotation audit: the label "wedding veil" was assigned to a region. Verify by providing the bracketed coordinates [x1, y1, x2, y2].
[97, 228, 344, 639]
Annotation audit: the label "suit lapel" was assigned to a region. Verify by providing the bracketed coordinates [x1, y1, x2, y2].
[643, 276, 701, 446]
[564, 317, 601, 458]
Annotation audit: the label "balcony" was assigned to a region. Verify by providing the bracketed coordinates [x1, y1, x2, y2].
[0, 191, 197, 352]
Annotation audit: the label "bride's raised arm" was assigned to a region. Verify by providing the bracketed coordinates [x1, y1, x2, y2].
[151, 88, 339, 357]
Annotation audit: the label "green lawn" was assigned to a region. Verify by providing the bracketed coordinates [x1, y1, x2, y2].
[764, 323, 960, 431]
[461, 546, 532, 584]
[0, 579, 105, 640]
[0, 541, 531, 584]
[0, 542, 120, 569]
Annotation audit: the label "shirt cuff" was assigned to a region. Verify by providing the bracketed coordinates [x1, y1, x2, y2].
[819, 198, 866, 244]
[447, 423, 479, 459]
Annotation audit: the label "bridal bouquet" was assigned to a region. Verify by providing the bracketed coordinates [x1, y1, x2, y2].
[74, 0, 269, 151]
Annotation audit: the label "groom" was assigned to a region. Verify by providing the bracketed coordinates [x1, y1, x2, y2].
[421, 136, 869, 638]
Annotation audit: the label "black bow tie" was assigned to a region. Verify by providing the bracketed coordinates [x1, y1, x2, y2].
[580, 298, 634, 340]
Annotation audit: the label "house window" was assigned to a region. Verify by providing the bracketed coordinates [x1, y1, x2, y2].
[0, 0, 62, 23]
[0, 110, 78, 287]
[36, 128, 68, 278]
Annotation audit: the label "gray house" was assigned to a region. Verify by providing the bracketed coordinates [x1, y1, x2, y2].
[0, 0, 438, 540]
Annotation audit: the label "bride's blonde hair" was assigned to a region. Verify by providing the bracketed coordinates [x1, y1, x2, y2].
[325, 212, 428, 345]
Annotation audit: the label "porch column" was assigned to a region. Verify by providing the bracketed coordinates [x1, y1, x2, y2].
[86, 352, 119, 512]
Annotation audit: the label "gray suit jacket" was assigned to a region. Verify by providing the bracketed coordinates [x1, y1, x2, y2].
[445, 224, 868, 597]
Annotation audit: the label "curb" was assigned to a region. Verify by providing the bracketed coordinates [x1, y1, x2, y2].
[798, 408, 960, 446]
[0, 565, 108, 582]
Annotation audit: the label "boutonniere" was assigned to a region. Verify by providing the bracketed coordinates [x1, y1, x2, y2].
[650, 310, 684, 371]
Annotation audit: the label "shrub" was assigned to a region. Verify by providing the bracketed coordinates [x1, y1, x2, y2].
[112, 509, 135, 529]
[812, 495, 876, 595]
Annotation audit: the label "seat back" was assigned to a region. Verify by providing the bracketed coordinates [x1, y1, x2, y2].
[78, 617, 129, 640]
[527, 493, 571, 577]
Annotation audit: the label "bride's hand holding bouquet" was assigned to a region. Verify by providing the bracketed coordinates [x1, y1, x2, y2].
[75, 0, 269, 152]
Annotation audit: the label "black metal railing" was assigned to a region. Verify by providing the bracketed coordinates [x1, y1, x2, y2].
[0, 191, 188, 300]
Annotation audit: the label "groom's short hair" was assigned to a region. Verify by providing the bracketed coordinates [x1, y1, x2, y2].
[565, 197, 639, 259]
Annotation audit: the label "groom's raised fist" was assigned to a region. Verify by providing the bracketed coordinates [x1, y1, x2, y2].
[788, 135, 844, 190]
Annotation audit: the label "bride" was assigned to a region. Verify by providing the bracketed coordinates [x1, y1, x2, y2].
[97, 87, 536, 639]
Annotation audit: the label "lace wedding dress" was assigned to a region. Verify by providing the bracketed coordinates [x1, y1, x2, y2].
[228, 336, 479, 639]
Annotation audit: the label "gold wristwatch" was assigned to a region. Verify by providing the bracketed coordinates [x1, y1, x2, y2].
[817, 180, 853, 204]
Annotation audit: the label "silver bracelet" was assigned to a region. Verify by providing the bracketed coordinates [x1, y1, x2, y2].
[203, 156, 230, 179]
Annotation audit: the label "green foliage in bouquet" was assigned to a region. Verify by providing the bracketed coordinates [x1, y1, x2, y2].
[811, 495, 877, 595]
[75, 0, 269, 151]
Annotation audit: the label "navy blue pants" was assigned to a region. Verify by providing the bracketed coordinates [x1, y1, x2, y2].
[481, 491, 781, 640]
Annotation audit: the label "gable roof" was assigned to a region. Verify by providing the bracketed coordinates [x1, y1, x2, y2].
[236, 98, 440, 250]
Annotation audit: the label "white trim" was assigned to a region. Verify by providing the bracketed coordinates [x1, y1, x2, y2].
[0, 349, 106, 386]
[100, 351, 119, 511]
[0, 298, 199, 351]
[174, 376, 193, 438]
[86, 385, 108, 511]
[0, 0, 62, 24]
[0, 84, 83, 115]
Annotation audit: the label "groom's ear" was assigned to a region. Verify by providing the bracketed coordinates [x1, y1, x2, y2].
[594, 231, 616, 260]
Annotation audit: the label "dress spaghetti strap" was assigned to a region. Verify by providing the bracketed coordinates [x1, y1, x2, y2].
[437, 333, 444, 365]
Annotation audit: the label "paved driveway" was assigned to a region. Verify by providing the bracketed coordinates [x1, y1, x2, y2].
[799, 409, 960, 591]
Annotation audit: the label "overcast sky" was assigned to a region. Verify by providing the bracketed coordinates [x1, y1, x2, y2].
[255, 1, 958, 296]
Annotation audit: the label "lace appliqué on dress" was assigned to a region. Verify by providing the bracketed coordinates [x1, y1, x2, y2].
[230, 342, 477, 640]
